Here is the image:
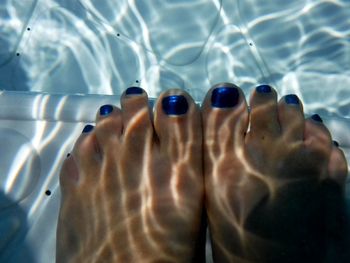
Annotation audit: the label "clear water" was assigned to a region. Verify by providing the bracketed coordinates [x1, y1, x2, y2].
[0, 0, 349, 262]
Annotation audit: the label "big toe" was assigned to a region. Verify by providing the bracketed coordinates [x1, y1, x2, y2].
[201, 82, 249, 177]
[153, 89, 203, 196]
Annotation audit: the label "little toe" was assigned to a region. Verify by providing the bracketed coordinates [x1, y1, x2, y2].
[278, 94, 304, 142]
[154, 89, 202, 162]
[201, 82, 249, 154]
[60, 124, 100, 189]
[328, 141, 348, 190]
[59, 156, 79, 193]
[248, 84, 280, 140]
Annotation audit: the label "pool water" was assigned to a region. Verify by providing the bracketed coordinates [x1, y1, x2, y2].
[0, 0, 349, 262]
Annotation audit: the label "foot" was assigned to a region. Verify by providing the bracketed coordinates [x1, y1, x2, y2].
[56, 88, 204, 262]
[202, 83, 348, 263]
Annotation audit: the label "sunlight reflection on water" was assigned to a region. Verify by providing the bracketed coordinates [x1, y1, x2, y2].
[0, 0, 348, 112]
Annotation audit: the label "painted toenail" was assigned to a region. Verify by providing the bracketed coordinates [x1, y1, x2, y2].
[211, 87, 239, 108]
[82, 124, 94, 133]
[66, 153, 71, 158]
[285, 94, 299, 105]
[311, 114, 323, 123]
[256, 84, 272, 93]
[162, 95, 188, 115]
[333, 140, 340, 147]
[126, 87, 143, 95]
[100, 105, 113, 116]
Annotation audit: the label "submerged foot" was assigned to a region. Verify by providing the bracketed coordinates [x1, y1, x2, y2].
[202, 83, 348, 263]
[56, 88, 204, 262]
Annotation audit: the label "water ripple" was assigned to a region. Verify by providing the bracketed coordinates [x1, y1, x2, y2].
[234, 0, 350, 118]
[78, 0, 222, 66]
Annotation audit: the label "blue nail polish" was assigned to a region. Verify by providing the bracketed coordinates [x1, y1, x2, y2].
[256, 84, 272, 93]
[333, 140, 339, 147]
[311, 114, 323, 123]
[162, 95, 188, 115]
[211, 87, 239, 108]
[285, 94, 299, 105]
[82, 124, 94, 133]
[100, 105, 113, 116]
[126, 87, 143, 95]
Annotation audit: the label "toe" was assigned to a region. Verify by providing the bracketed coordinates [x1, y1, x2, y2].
[201, 82, 249, 154]
[248, 84, 280, 141]
[95, 103, 123, 154]
[120, 87, 153, 159]
[116, 87, 154, 192]
[60, 125, 101, 189]
[278, 94, 304, 142]
[154, 89, 202, 163]
[328, 141, 348, 190]
[303, 114, 333, 178]
[304, 114, 332, 150]
[59, 156, 79, 193]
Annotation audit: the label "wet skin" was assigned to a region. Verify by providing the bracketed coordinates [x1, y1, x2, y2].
[57, 88, 204, 263]
[56, 83, 348, 263]
[202, 83, 348, 262]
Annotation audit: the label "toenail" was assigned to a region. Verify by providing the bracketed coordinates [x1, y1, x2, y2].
[125, 86, 143, 95]
[100, 104, 113, 116]
[311, 114, 323, 123]
[285, 94, 299, 105]
[333, 140, 340, 147]
[82, 124, 94, 133]
[256, 84, 272, 93]
[66, 153, 71, 158]
[211, 87, 239, 108]
[162, 95, 188, 115]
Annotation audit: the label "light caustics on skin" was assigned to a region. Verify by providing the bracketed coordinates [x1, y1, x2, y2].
[57, 99, 203, 262]
[168, 117, 200, 213]
[204, 97, 348, 262]
[205, 105, 275, 247]
[124, 107, 200, 261]
[119, 106, 165, 255]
